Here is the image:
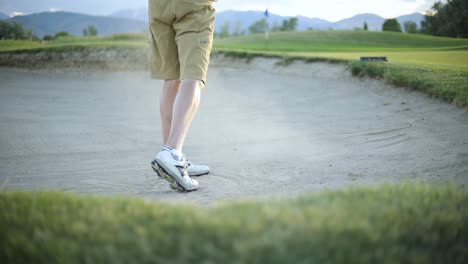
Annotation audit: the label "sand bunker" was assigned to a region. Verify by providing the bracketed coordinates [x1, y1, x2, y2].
[0, 57, 467, 204]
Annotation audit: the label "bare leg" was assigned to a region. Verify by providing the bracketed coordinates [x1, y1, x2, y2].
[160, 80, 180, 144]
[166, 79, 203, 153]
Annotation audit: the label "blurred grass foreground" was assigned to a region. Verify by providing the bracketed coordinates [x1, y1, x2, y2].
[1, 183, 467, 263]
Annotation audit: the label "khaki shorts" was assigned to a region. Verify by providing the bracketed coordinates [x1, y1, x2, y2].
[148, 0, 216, 83]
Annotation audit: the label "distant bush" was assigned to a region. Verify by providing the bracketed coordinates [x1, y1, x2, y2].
[54, 31, 71, 39]
[0, 20, 38, 40]
[363, 21, 369, 31]
[109, 33, 146, 41]
[249, 18, 268, 34]
[83, 25, 98, 37]
[279, 17, 298, 32]
[382, 18, 402, 32]
[42, 35, 53, 41]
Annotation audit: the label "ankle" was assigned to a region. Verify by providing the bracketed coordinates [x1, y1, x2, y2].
[163, 145, 184, 161]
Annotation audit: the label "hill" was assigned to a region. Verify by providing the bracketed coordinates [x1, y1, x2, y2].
[0, 11, 9, 20]
[7, 11, 147, 37]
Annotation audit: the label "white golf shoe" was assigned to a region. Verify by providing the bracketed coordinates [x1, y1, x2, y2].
[186, 161, 210, 176]
[151, 149, 199, 192]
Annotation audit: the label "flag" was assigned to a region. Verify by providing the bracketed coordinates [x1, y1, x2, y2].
[264, 9, 269, 18]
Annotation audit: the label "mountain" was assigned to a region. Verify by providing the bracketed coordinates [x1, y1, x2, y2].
[333, 13, 385, 31]
[215, 10, 285, 34]
[297, 16, 333, 30]
[7, 10, 425, 37]
[8, 11, 147, 37]
[0, 11, 10, 20]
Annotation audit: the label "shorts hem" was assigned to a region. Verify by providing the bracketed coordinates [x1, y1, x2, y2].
[151, 72, 180, 80]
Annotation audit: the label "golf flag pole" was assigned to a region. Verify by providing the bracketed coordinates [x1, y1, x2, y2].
[264, 0, 270, 46]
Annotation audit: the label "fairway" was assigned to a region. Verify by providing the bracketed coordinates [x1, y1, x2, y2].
[214, 31, 468, 67]
[214, 31, 468, 52]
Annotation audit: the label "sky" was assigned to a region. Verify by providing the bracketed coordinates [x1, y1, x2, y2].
[0, 0, 444, 22]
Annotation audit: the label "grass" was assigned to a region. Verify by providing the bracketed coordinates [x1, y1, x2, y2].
[1, 31, 468, 107]
[0, 34, 146, 53]
[1, 183, 467, 263]
[215, 30, 468, 52]
[214, 31, 468, 108]
[350, 62, 468, 107]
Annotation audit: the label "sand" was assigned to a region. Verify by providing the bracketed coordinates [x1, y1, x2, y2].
[0, 57, 467, 204]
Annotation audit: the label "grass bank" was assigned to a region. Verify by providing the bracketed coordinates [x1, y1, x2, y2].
[350, 62, 468, 107]
[1, 31, 468, 108]
[214, 30, 468, 108]
[1, 184, 467, 263]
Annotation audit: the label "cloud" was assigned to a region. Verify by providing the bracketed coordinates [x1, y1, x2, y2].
[11, 11, 27, 17]
[48, 8, 63, 12]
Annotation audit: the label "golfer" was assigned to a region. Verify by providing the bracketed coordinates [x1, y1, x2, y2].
[149, 0, 216, 192]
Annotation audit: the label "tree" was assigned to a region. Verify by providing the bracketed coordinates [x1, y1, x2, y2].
[382, 18, 402, 32]
[363, 21, 368, 31]
[88, 25, 98, 36]
[280, 17, 298, 31]
[0, 20, 38, 40]
[403, 21, 418, 33]
[219, 21, 230, 38]
[83, 25, 98, 36]
[249, 18, 268, 34]
[421, 0, 468, 38]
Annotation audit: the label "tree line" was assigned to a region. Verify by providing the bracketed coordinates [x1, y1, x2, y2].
[378, 0, 466, 37]
[218, 17, 299, 38]
[0, 22, 99, 41]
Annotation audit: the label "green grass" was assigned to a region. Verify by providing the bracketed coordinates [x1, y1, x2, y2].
[215, 31, 468, 108]
[215, 30, 468, 52]
[350, 62, 468, 107]
[0, 34, 146, 54]
[1, 183, 467, 263]
[1, 31, 468, 107]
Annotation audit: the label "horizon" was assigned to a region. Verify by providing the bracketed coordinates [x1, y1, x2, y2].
[1, 8, 426, 23]
[0, 0, 443, 22]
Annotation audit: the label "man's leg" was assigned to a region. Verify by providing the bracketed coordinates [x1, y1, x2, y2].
[160, 80, 180, 144]
[166, 79, 203, 153]
[152, 79, 202, 191]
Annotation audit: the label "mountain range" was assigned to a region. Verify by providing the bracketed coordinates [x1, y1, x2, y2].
[213, 11, 424, 33]
[1, 10, 425, 37]
[109, 9, 424, 32]
[6, 11, 147, 37]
